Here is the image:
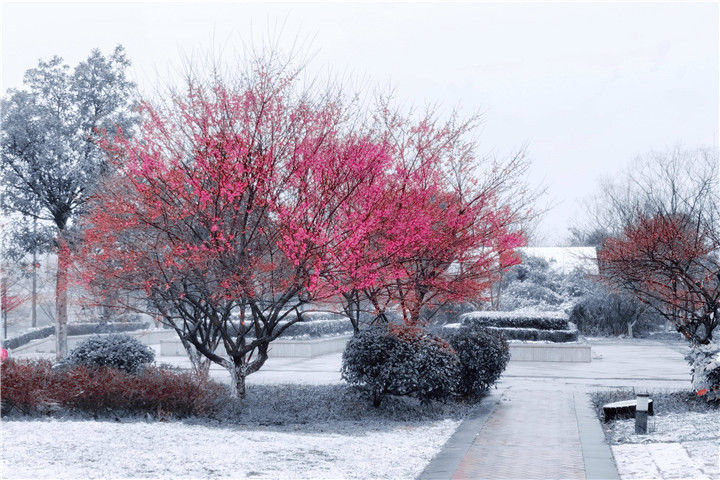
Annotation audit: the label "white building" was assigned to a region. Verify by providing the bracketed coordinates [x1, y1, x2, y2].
[518, 246, 598, 275]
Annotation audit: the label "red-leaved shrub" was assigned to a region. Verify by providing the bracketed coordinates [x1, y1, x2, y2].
[1, 359, 226, 417]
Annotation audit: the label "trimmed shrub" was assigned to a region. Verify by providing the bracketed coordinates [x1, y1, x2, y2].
[271, 318, 353, 338]
[486, 326, 578, 342]
[65, 334, 155, 374]
[1, 359, 225, 417]
[227, 313, 356, 339]
[448, 324, 510, 397]
[341, 324, 460, 406]
[0, 359, 58, 414]
[3, 326, 54, 350]
[462, 311, 569, 330]
[4, 321, 150, 350]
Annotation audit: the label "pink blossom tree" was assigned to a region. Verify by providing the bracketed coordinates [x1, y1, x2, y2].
[325, 104, 527, 327]
[81, 62, 392, 396]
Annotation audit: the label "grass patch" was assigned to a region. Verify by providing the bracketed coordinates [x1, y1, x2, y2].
[590, 388, 719, 421]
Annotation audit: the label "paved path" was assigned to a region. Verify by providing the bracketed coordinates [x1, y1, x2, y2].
[421, 339, 691, 480]
[453, 389, 586, 480]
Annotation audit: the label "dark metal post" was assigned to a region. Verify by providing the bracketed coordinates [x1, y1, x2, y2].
[635, 392, 649, 434]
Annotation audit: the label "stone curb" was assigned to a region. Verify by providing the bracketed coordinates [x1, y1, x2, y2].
[417, 389, 504, 480]
[574, 391, 620, 480]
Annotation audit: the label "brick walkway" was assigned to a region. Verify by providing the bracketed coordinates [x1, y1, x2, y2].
[420, 340, 692, 480]
[452, 389, 586, 480]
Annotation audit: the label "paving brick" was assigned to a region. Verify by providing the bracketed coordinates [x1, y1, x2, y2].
[452, 389, 585, 480]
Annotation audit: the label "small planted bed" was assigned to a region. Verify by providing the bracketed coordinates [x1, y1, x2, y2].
[447, 311, 590, 362]
[460, 311, 579, 343]
[590, 389, 719, 479]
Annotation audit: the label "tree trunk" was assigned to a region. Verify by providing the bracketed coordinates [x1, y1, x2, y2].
[31, 247, 37, 329]
[229, 364, 246, 398]
[1, 274, 7, 340]
[627, 320, 634, 338]
[31, 217, 37, 328]
[55, 242, 69, 360]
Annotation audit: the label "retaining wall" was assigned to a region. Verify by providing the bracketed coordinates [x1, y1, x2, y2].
[509, 342, 591, 362]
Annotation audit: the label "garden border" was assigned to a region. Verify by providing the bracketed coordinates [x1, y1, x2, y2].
[573, 391, 620, 480]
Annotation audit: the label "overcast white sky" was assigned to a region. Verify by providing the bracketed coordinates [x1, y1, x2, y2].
[2, 1, 718, 245]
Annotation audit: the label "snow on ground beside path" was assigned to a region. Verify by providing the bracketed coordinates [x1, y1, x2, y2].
[608, 411, 719, 444]
[612, 442, 718, 480]
[608, 411, 720, 480]
[1, 418, 460, 480]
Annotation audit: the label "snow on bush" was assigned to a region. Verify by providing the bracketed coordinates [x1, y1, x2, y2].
[686, 342, 720, 402]
[447, 323, 509, 397]
[569, 287, 660, 337]
[462, 310, 569, 330]
[486, 326, 577, 342]
[341, 324, 459, 407]
[499, 281, 564, 311]
[64, 334, 154, 373]
[460, 311, 577, 342]
[494, 254, 598, 313]
[4, 322, 150, 350]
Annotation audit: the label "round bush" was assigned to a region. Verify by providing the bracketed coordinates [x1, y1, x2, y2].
[66, 334, 155, 374]
[448, 324, 510, 398]
[687, 343, 720, 402]
[341, 323, 460, 406]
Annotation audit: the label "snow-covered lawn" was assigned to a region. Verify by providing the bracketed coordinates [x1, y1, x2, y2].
[1, 417, 459, 479]
[608, 411, 719, 480]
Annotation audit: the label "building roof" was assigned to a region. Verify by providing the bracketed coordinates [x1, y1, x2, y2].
[518, 246, 598, 275]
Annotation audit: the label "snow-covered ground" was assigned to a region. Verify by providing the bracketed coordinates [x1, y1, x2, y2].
[1, 417, 459, 480]
[608, 411, 719, 480]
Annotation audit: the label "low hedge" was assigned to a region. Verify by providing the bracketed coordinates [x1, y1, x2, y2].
[1, 359, 225, 417]
[277, 319, 353, 338]
[3, 326, 55, 350]
[461, 311, 569, 330]
[485, 326, 578, 343]
[4, 321, 150, 350]
[227, 315, 355, 339]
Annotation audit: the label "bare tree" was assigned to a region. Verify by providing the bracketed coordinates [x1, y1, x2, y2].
[592, 147, 720, 344]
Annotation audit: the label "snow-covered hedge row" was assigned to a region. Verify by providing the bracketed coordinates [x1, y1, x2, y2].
[4, 321, 151, 350]
[227, 317, 353, 338]
[280, 319, 354, 338]
[461, 311, 569, 330]
[484, 326, 578, 343]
